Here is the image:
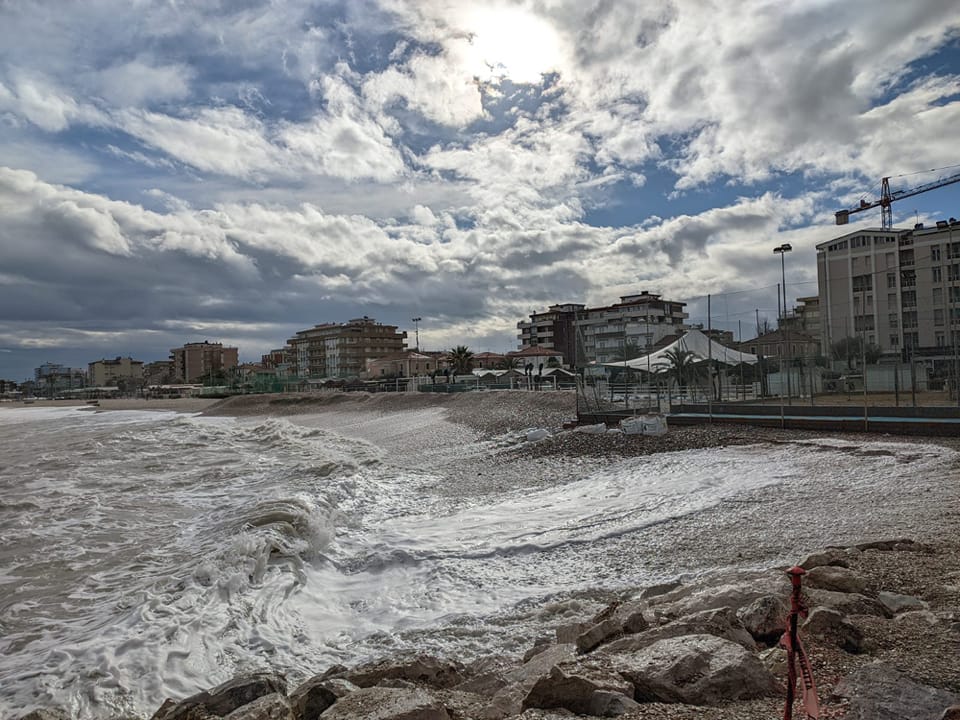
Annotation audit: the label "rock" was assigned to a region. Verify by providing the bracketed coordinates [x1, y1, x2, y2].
[621, 607, 649, 634]
[615, 634, 777, 705]
[154, 673, 289, 720]
[522, 641, 552, 663]
[605, 606, 755, 654]
[576, 619, 622, 654]
[645, 571, 789, 619]
[587, 690, 640, 717]
[941, 706, 960, 720]
[803, 566, 867, 595]
[802, 607, 864, 653]
[737, 595, 789, 644]
[522, 666, 611, 714]
[556, 622, 591, 644]
[878, 590, 928, 614]
[853, 538, 922, 552]
[17, 711, 70, 720]
[342, 655, 464, 690]
[638, 580, 682, 600]
[290, 676, 358, 720]
[318, 687, 449, 720]
[481, 644, 577, 719]
[833, 661, 960, 719]
[804, 589, 892, 618]
[800, 548, 851, 570]
[758, 646, 787, 675]
[504, 643, 578, 685]
[223, 694, 292, 720]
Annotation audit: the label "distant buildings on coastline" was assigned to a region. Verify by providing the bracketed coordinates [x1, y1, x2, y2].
[5, 215, 959, 398]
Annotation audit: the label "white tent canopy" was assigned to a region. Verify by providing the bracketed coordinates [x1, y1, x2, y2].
[604, 328, 759, 371]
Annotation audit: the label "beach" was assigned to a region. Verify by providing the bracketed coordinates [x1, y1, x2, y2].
[2, 391, 959, 719]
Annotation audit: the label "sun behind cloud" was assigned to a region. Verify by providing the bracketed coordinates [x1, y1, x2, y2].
[457, 5, 564, 84]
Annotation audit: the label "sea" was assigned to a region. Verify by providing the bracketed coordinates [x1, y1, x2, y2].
[1, 405, 957, 719]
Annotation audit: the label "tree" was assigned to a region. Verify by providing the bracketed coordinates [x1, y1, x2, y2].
[663, 347, 698, 388]
[448, 345, 474, 375]
[498, 355, 520, 370]
[830, 336, 882, 370]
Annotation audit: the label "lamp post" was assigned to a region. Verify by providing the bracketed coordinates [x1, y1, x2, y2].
[411, 317, 422, 352]
[773, 243, 793, 403]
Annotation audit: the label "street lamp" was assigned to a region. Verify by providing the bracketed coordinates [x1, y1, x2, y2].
[411, 317, 422, 352]
[773, 243, 793, 402]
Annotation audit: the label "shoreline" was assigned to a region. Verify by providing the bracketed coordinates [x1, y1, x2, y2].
[5, 391, 960, 719]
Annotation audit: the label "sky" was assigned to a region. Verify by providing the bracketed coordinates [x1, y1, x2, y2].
[2, 0, 960, 381]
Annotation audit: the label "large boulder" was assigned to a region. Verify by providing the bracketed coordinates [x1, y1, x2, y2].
[153, 673, 289, 720]
[833, 662, 960, 719]
[587, 690, 641, 717]
[877, 591, 928, 614]
[576, 619, 623, 654]
[804, 589, 891, 618]
[803, 566, 867, 595]
[605, 607, 755, 654]
[736, 595, 789, 644]
[799, 548, 852, 570]
[289, 676, 359, 720]
[339, 656, 464, 690]
[480, 644, 578, 719]
[318, 687, 449, 720]
[521, 666, 632, 715]
[802, 608, 864, 653]
[223, 694, 292, 720]
[614, 634, 777, 705]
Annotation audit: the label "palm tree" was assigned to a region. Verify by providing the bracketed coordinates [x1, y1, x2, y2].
[663, 347, 698, 389]
[497, 355, 520, 370]
[448, 345, 475, 375]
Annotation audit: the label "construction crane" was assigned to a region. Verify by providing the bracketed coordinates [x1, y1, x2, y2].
[835, 165, 960, 229]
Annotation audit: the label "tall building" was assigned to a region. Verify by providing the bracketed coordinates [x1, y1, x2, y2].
[817, 220, 960, 363]
[288, 317, 407, 379]
[171, 341, 239, 383]
[34, 363, 85, 394]
[517, 303, 584, 365]
[88, 357, 144, 387]
[577, 291, 689, 365]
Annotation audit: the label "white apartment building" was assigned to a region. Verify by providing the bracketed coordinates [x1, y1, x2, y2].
[817, 220, 960, 360]
[577, 291, 689, 364]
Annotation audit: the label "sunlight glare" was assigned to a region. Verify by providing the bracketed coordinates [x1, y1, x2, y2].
[458, 6, 563, 84]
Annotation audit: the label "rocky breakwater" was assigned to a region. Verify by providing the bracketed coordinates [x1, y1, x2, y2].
[16, 539, 960, 720]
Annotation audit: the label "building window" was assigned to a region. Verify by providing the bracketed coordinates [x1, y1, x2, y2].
[934, 309, 945, 327]
[950, 264, 960, 282]
[852, 274, 873, 292]
[886, 272, 896, 288]
[952, 286, 960, 303]
[902, 311, 918, 329]
[890, 335, 899, 348]
[933, 266, 943, 283]
[936, 332, 946, 347]
[901, 290, 916, 308]
[931, 245, 941, 262]
[934, 287, 943, 305]
[888, 313, 899, 328]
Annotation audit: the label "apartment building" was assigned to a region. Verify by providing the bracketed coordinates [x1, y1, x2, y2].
[171, 341, 239, 383]
[817, 220, 960, 360]
[517, 292, 689, 366]
[578, 291, 689, 365]
[34, 362, 86, 394]
[288, 317, 407, 379]
[88, 356, 144, 387]
[516, 303, 585, 365]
